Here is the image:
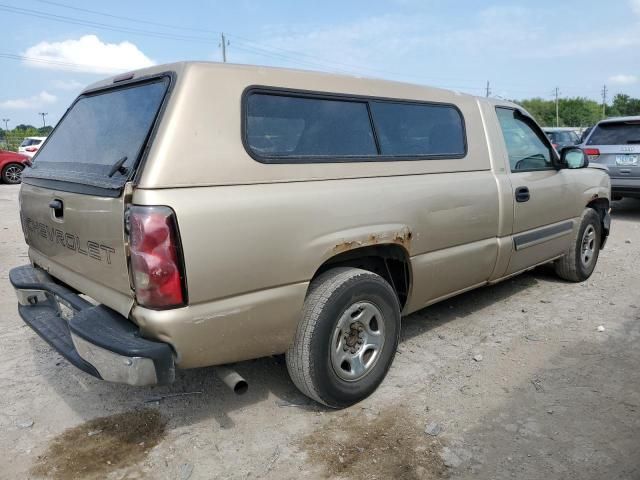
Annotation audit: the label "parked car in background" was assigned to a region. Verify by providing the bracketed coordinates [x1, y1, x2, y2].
[543, 128, 580, 150]
[582, 116, 640, 199]
[18, 137, 47, 158]
[0, 149, 30, 184]
[579, 126, 593, 144]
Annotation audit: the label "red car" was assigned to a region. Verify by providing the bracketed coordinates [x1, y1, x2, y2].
[0, 150, 30, 184]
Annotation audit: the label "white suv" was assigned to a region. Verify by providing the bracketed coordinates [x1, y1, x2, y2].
[18, 137, 47, 158]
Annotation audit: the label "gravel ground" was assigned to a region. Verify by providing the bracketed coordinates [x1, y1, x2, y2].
[0, 183, 639, 480]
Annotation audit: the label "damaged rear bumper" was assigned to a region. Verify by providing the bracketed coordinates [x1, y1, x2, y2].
[9, 264, 174, 386]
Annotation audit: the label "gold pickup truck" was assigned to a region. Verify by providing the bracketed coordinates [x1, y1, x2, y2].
[10, 62, 610, 408]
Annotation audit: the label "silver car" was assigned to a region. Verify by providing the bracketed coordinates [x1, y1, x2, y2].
[582, 116, 640, 199]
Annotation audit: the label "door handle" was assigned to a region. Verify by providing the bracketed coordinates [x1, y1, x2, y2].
[515, 186, 530, 203]
[49, 199, 64, 218]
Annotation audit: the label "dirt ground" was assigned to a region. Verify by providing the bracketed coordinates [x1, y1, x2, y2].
[0, 183, 639, 480]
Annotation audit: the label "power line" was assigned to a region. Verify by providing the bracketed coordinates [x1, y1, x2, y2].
[17, 0, 523, 89]
[6, 0, 603, 94]
[0, 4, 218, 44]
[0, 3, 421, 80]
[33, 0, 223, 35]
[0, 1, 605, 101]
[0, 50, 555, 100]
[0, 52, 132, 71]
[28, 0, 477, 84]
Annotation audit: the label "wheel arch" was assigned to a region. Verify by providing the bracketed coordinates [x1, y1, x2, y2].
[311, 243, 413, 311]
[586, 197, 610, 248]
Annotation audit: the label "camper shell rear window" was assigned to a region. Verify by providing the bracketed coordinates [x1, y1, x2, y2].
[23, 75, 171, 193]
[243, 87, 467, 163]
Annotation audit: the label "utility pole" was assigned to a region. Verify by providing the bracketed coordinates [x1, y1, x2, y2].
[38, 112, 48, 128]
[601, 84, 608, 119]
[220, 33, 228, 63]
[554, 87, 560, 127]
[485, 80, 491, 98]
[1, 118, 8, 148]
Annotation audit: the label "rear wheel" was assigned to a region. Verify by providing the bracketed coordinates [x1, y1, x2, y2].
[1, 163, 24, 184]
[286, 268, 401, 408]
[555, 208, 601, 282]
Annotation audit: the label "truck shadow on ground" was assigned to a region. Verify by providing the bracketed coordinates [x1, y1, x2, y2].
[35, 272, 540, 432]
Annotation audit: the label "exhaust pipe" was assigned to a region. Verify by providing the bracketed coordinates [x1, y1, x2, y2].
[215, 366, 248, 395]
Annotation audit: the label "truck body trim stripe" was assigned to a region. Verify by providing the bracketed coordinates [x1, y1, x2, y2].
[513, 221, 574, 251]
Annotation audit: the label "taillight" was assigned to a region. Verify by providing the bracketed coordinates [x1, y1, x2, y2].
[128, 205, 186, 309]
[583, 148, 600, 161]
[25, 147, 37, 152]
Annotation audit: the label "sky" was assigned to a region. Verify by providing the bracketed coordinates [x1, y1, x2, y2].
[1, 0, 640, 128]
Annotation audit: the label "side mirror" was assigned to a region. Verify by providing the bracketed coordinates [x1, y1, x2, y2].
[560, 147, 589, 169]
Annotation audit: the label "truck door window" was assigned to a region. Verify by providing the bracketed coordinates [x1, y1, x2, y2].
[496, 107, 553, 172]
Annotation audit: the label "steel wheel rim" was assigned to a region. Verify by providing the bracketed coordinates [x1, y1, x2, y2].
[580, 224, 596, 267]
[330, 301, 385, 382]
[5, 165, 22, 183]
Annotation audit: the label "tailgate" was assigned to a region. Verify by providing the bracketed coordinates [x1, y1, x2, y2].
[20, 183, 134, 316]
[592, 146, 640, 178]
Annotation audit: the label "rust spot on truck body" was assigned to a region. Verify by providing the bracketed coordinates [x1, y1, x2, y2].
[332, 227, 412, 254]
[333, 240, 364, 253]
[393, 228, 413, 247]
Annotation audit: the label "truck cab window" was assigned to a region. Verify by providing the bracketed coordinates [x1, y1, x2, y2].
[496, 107, 553, 172]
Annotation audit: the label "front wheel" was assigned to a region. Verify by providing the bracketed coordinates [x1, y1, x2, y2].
[286, 268, 401, 408]
[1, 163, 24, 184]
[555, 208, 602, 282]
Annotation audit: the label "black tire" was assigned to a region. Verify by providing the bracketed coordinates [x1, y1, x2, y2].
[286, 267, 401, 408]
[555, 209, 602, 282]
[1, 163, 24, 184]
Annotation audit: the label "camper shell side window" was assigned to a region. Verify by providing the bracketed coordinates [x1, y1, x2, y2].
[242, 87, 467, 164]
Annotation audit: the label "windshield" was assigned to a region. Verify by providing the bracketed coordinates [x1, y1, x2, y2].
[587, 121, 640, 145]
[24, 77, 170, 189]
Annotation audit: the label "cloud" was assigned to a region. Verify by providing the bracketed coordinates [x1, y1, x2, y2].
[631, 0, 640, 16]
[609, 74, 638, 85]
[0, 91, 57, 110]
[22, 35, 155, 74]
[52, 79, 85, 91]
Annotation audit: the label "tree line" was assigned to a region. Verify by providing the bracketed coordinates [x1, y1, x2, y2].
[1, 124, 53, 151]
[518, 93, 640, 128]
